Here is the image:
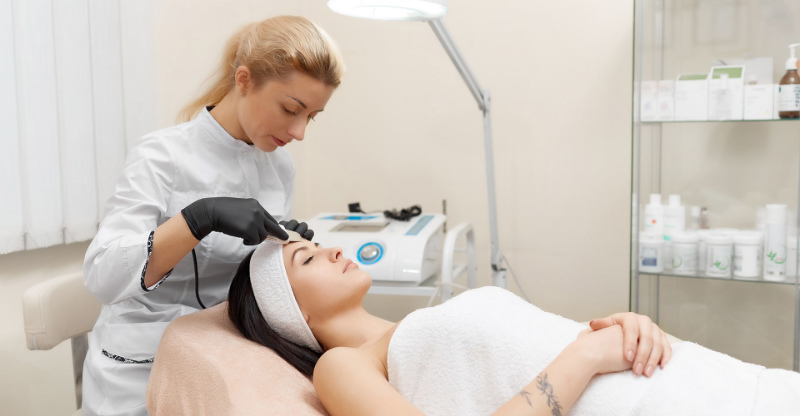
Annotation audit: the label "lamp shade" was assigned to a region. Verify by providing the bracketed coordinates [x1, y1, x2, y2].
[327, 0, 448, 21]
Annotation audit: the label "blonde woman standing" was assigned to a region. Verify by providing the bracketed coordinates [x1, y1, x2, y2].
[81, 16, 344, 415]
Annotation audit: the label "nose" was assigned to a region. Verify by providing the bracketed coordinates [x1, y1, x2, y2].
[327, 247, 343, 262]
[288, 118, 306, 142]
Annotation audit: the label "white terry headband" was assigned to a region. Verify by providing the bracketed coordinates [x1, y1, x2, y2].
[249, 238, 323, 353]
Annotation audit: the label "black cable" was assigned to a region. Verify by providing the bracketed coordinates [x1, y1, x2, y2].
[192, 248, 207, 309]
[384, 205, 422, 221]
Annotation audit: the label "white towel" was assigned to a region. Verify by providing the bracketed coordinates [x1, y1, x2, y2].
[387, 286, 799, 416]
[250, 238, 323, 353]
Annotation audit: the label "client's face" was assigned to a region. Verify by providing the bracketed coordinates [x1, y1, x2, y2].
[282, 240, 372, 322]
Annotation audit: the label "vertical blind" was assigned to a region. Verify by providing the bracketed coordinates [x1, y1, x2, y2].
[0, 0, 156, 254]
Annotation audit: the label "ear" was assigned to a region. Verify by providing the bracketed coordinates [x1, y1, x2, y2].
[234, 65, 251, 96]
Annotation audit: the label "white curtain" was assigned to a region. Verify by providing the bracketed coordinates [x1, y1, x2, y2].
[0, 0, 156, 254]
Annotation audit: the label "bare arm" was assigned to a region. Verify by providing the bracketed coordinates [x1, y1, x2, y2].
[142, 215, 199, 288]
[314, 326, 630, 416]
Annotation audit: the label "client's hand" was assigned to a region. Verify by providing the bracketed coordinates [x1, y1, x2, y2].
[589, 312, 672, 377]
[573, 325, 631, 375]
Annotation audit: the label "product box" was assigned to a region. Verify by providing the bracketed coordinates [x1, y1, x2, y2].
[774, 84, 781, 119]
[743, 84, 774, 120]
[708, 65, 744, 121]
[640, 81, 659, 122]
[674, 73, 709, 121]
[657, 80, 675, 121]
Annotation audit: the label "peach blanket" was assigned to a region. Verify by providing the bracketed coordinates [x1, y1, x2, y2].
[146, 302, 328, 415]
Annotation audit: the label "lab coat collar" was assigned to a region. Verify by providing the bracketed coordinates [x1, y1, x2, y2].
[197, 107, 257, 153]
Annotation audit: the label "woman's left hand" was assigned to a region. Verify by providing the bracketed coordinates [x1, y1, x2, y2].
[588, 312, 672, 377]
[280, 219, 314, 240]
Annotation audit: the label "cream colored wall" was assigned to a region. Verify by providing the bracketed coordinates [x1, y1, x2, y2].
[1, 1, 636, 414]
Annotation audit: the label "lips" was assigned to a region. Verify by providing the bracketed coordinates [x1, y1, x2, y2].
[343, 259, 354, 273]
[272, 135, 286, 147]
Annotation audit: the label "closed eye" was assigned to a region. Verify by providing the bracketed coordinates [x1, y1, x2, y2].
[283, 107, 297, 116]
[303, 255, 314, 265]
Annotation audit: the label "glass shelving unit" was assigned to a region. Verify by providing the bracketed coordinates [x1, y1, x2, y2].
[631, 0, 800, 371]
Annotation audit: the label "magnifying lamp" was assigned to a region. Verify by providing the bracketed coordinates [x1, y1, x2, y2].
[327, 0, 507, 288]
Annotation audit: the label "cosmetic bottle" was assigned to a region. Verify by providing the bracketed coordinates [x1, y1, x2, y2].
[643, 194, 664, 236]
[778, 43, 800, 119]
[764, 204, 788, 281]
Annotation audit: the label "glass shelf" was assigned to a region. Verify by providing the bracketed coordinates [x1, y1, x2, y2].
[631, 0, 800, 372]
[639, 270, 800, 286]
[641, 119, 800, 124]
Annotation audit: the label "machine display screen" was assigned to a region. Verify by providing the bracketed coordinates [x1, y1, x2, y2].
[331, 223, 388, 233]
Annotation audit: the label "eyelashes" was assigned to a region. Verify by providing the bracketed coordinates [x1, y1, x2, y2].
[283, 107, 316, 122]
[303, 256, 314, 265]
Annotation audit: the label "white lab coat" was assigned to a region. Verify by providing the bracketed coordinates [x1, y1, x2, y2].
[81, 108, 295, 416]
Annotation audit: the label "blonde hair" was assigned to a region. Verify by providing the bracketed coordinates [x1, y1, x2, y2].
[179, 16, 345, 122]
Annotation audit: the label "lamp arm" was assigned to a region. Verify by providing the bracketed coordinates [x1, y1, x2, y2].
[428, 19, 507, 288]
[427, 19, 486, 110]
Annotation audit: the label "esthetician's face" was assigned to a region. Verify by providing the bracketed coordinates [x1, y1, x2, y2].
[236, 70, 334, 152]
[282, 241, 372, 322]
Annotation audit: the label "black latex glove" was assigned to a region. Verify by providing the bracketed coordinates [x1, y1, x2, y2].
[181, 197, 288, 245]
[280, 219, 314, 241]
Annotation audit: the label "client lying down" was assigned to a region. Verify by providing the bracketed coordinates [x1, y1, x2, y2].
[227, 238, 800, 416]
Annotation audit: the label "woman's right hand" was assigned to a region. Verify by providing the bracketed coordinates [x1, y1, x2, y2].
[572, 325, 633, 375]
[181, 197, 288, 245]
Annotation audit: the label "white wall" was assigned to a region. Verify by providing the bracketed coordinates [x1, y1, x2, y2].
[1, 1, 636, 414]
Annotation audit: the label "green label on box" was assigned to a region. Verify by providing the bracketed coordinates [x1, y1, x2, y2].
[678, 73, 708, 81]
[711, 67, 744, 79]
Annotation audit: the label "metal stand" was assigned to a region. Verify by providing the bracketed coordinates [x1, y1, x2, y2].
[428, 20, 506, 288]
[71, 334, 89, 409]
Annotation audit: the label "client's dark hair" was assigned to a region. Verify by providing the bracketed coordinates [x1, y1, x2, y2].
[227, 250, 322, 378]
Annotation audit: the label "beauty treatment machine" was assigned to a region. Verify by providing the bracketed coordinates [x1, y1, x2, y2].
[305, 213, 447, 284]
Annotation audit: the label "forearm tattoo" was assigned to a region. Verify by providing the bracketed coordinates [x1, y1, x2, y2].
[535, 373, 563, 416]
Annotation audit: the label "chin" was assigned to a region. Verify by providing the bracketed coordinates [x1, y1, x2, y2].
[355, 272, 372, 296]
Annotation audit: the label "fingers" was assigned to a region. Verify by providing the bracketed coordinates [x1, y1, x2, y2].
[619, 314, 640, 364]
[263, 209, 288, 241]
[280, 219, 299, 230]
[660, 330, 673, 369]
[280, 219, 314, 241]
[633, 319, 672, 377]
[642, 328, 663, 377]
[293, 221, 309, 237]
[589, 317, 614, 331]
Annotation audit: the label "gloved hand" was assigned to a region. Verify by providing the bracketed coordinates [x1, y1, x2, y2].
[181, 197, 288, 245]
[280, 219, 314, 241]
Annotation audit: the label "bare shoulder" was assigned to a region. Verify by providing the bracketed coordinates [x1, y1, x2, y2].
[314, 326, 422, 416]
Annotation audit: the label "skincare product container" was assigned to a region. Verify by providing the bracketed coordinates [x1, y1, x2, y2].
[643, 194, 664, 235]
[671, 231, 699, 275]
[639, 231, 664, 273]
[733, 231, 764, 279]
[641, 81, 659, 121]
[706, 233, 734, 278]
[778, 43, 800, 119]
[675, 73, 709, 121]
[764, 204, 788, 281]
[657, 80, 675, 121]
[743, 77, 775, 120]
[787, 236, 798, 280]
[764, 204, 787, 282]
[708, 66, 745, 121]
[663, 195, 686, 239]
[688, 206, 701, 230]
[697, 229, 713, 274]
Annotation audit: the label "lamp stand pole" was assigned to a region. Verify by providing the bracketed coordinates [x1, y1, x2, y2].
[428, 19, 506, 288]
